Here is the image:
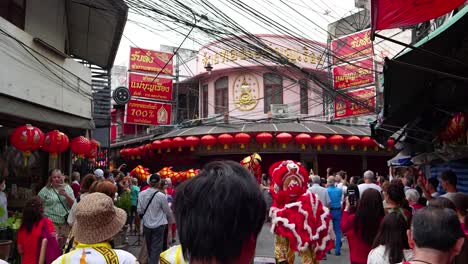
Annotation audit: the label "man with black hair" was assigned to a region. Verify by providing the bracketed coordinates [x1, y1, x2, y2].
[160, 161, 266, 264]
[440, 170, 460, 203]
[138, 173, 172, 264]
[400, 206, 465, 264]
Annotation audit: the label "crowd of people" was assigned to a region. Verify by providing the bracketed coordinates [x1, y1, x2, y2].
[8, 160, 468, 264]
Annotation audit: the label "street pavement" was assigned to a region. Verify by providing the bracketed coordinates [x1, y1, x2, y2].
[127, 223, 350, 263]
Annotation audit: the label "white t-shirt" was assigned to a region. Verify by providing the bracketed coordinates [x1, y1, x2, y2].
[358, 183, 382, 195]
[441, 192, 460, 203]
[367, 245, 413, 264]
[52, 247, 137, 264]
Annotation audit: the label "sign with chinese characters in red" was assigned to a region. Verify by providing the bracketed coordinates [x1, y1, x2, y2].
[128, 73, 173, 101]
[129, 47, 174, 75]
[125, 99, 172, 126]
[332, 57, 374, 90]
[331, 30, 373, 65]
[334, 87, 376, 119]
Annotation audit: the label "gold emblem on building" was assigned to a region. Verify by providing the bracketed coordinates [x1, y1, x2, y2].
[233, 74, 259, 111]
[157, 106, 168, 124]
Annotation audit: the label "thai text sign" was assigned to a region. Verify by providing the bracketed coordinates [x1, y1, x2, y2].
[125, 99, 172, 126]
[129, 47, 173, 75]
[334, 87, 376, 119]
[331, 30, 372, 65]
[128, 73, 173, 101]
[332, 58, 374, 90]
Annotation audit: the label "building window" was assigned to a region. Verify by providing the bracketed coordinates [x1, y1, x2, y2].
[202, 84, 208, 118]
[300, 79, 308, 114]
[0, 0, 26, 29]
[264, 73, 283, 113]
[215, 77, 228, 114]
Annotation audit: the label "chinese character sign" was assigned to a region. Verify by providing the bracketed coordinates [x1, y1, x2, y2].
[332, 58, 374, 90]
[334, 87, 376, 119]
[125, 100, 172, 126]
[331, 30, 372, 65]
[128, 73, 173, 101]
[129, 47, 174, 75]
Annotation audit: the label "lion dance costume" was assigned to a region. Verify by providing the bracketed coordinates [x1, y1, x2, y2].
[269, 160, 333, 264]
[240, 153, 262, 183]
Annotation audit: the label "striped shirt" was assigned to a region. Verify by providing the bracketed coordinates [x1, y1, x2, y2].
[137, 188, 171, 229]
[38, 185, 74, 224]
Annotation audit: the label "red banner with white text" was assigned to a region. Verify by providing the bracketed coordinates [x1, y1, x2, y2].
[128, 73, 173, 101]
[334, 87, 376, 119]
[125, 100, 172, 126]
[331, 30, 372, 65]
[333, 57, 374, 90]
[129, 47, 174, 75]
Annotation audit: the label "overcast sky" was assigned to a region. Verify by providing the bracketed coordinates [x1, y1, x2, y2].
[114, 0, 357, 66]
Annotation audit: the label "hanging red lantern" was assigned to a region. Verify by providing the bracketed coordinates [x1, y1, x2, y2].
[445, 113, 467, 141]
[42, 130, 69, 159]
[85, 139, 100, 160]
[276, 132, 293, 149]
[70, 136, 91, 158]
[138, 145, 147, 158]
[328, 135, 344, 151]
[218, 134, 234, 150]
[173, 137, 186, 152]
[201, 135, 217, 150]
[234, 133, 251, 149]
[119, 148, 129, 158]
[256, 132, 273, 149]
[311, 134, 327, 151]
[161, 138, 173, 153]
[361, 136, 374, 151]
[10, 124, 45, 166]
[345, 136, 361, 151]
[387, 138, 395, 151]
[152, 140, 162, 153]
[295, 133, 311, 150]
[185, 136, 200, 151]
[145, 143, 152, 154]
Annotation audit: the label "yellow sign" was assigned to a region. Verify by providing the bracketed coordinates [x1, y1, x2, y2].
[233, 74, 259, 111]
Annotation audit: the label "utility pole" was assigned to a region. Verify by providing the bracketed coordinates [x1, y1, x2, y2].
[174, 50, 179, 124]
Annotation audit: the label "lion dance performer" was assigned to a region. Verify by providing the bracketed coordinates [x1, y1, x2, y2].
[240, 153, 262, 183]
[269, 160, 333, 264]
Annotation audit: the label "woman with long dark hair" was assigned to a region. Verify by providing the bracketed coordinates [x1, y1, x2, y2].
[368, 212, 413, 264]
[384, 180, 412, 223]
[341, 188, 385, 264]
[17, 197, 56, 264]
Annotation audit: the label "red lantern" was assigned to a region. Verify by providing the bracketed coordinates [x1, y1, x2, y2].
[201, 135, 217, 150]
[86, 139, 100, 160]
[328, 135, 344, 151]
[276, 133, 293, 149]
[311, 134, 327, 151]
[387, 138, 395, 151]
[152, 140, 162, 153]
[256, 132, 273, 149]
[295, 133, 311, 150]
[173, 137, 186, 152]
[139, 145, 148, 158]
[345, 136, 360, 151]
[42, 130, 69, 159]
[10, 124, 45, 166]
[145, 143, 152, 155]
[161, 138, 173, 153]
[446, 113, 467, 141]
[119, 148, 129, 158]
[70, 136, 91, 158]
[218, 134, 234, 150]
[361, 136, 373, 151]
[185, 136, 200, 151]
[234, 133, 251, 149]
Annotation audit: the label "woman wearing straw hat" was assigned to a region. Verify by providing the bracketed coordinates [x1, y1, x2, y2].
[52, 192, 136, 263]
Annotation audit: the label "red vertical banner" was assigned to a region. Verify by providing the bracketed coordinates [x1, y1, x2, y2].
[129, 47, 174, 75]
[125, 100, 172, 126]
[331, 30, 373, 65]
[332, 58, 374, 90]
[334, 87, 376, 119]
[128, 73, 173, 101]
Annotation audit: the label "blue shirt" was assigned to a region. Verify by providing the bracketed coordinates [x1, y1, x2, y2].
[327, 186, 342, 210]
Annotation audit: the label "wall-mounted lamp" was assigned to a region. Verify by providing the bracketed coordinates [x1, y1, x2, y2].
[204, 62, 213, 74]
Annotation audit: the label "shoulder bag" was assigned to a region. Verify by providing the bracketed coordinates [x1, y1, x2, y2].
[139, 190, 159, 219]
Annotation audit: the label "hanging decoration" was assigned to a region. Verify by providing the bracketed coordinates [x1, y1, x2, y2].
[345, 136, 360, 151]
[185, 136, 200, 151]
[445, 113, 467, 143]
[130, 165, 150, 182]
[152, 140, 162, 154]
[201, 135, 217, 150]
[10, 124, 45, 166]
[387, 138, 395, 151]
[295, 133, 311, 150]
[119, 148, 129, 159]
[328, 135, 344, 151]
[70, 136, 91, 159]
[138, 145, 147, 158]
[256, 132, 273, 149]
[159, 167, 200, 185]
[161, 138, 173, 153]
[173, 137, 186, 152]
[276, 132, 293, 149]
[85, 139, 100, 160]
[361, 136, 372, 151]
[311, 134, 327, 151]
[42, 130, 69, 159]
[145, 143, 153, 157]
[234, 133, 251, 149]
[218, 134, 234, 150]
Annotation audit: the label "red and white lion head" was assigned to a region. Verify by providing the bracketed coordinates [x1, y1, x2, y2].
[269, 160, 308, 206]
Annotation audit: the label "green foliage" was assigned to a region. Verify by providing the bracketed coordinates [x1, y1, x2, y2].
[115, 191, 132, 213]
[0, 212, 21, 230]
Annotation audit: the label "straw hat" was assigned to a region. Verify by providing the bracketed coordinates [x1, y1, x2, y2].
[74, 192, 127, 244]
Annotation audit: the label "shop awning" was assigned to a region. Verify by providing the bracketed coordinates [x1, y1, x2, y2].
[387, 151, 413, 167]
[154, 122, 370, 139]
[373, 5, 468, 144]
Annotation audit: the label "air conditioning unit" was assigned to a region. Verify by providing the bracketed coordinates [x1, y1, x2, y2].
[271, 104, 289, 118]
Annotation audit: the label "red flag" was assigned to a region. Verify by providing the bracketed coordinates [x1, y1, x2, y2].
[371, 0, 465, 31]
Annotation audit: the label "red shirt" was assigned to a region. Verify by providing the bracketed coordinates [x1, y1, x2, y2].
[71, 182, 80, 198]
[167, 187, 174, 196]
[17, 217, 55, 264]
[341, 211, 372, 264]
